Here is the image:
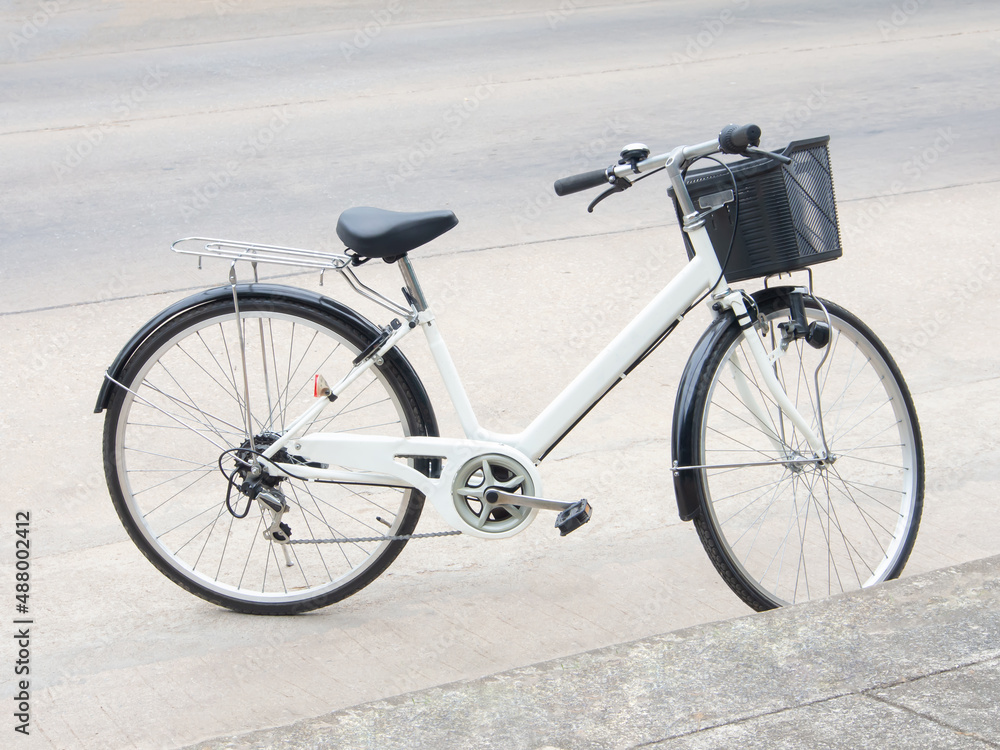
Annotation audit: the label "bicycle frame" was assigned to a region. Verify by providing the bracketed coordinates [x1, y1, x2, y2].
[255, 144, 829, 537]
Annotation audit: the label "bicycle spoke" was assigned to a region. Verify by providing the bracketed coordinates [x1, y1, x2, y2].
[177, 339, 250, 424]
[140, 465, 217, 518]
[129, 461, 217, 497]
[713, 473, 794, 511]
[696, 299, 921, 609]
[109, 303, 427, 612]
[709, 395, 786, 448]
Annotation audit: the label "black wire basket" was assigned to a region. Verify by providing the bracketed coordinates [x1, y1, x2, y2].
[672, 135, 843, 283]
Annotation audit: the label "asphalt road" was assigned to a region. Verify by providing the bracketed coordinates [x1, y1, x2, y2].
[3, 0, 998, 314]
[1, 1, 999, 748]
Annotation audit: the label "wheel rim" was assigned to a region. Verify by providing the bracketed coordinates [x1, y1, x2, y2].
[698, 304, 920, 607]
[112, 307, 418, 606]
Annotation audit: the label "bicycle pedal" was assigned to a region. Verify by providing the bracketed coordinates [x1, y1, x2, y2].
[555, 499, 592, 536]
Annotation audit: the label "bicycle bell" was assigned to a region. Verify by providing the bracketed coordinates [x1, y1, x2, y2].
[619, 143, 650, 172]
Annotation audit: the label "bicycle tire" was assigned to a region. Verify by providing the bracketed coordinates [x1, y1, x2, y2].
[679, 293, 924, 611]
[103, 295, 437, 614]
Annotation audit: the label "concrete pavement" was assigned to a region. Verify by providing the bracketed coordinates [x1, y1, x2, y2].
[4, 181, 1000, 748]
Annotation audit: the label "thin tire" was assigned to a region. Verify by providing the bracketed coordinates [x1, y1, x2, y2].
[686, 296, 923, 611]
[103, 297, 436, 614]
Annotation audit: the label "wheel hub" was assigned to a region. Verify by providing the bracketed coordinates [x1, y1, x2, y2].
[782, 449, 838, 473]
[233, 432, 288, 487]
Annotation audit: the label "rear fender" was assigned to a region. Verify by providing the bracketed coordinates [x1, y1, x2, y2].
[93, 284, 432, 436]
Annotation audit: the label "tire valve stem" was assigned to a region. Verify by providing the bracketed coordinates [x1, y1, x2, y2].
[376, 516, 392, 527]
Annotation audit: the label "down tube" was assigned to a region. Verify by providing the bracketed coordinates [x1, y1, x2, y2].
[516, 252, 719, 460]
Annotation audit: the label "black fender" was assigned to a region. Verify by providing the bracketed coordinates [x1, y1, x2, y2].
[94, 284, 438, 442]
[671, 286, 797, 521]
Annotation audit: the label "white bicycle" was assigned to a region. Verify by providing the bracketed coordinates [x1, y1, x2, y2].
[96, 124, 924, 614]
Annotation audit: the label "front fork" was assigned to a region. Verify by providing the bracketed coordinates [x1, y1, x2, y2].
[720, 290, 828, 461]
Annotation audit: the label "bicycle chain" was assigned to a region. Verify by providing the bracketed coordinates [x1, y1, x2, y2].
[287, 529, 462, 545]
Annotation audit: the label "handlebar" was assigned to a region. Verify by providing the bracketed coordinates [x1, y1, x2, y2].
[553, 168, 611, 196]
[718, 123, 761, 154]
[553, 123, 763, 197]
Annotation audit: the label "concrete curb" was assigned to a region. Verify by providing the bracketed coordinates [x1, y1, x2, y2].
[184, 555, 1000, 749]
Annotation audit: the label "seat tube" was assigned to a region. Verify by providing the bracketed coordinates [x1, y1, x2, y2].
[397, 257, 487, 439]
[421, 318, 487, 439]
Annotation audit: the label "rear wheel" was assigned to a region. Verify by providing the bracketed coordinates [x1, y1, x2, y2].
[685, 295, 923, 610]
[103, 297, 435, 614]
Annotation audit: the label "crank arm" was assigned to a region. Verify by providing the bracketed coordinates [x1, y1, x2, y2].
[483, 489, 577, 512]
[485, 490, 592, 536]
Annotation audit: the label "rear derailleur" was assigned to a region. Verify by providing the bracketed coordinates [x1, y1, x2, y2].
[224, 432, 296, 557]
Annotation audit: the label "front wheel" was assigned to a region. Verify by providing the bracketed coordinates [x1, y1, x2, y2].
[103, 295, 437, 614]
[679, 293, 924, 611]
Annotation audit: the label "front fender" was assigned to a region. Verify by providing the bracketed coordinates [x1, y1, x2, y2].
[671, 286, 797, 520]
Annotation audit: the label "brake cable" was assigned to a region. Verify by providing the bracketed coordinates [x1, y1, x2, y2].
[587, 166, 665, 213]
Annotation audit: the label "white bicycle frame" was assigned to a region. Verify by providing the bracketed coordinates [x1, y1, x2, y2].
[255, 139, 828, 538]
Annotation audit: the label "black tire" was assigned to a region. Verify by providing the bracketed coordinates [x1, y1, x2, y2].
[683, 294, 924, 611]
[103, 296, 437, 614]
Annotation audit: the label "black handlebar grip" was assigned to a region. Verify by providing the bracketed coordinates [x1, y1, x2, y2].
[719, 123, 762, 154]
[554, 168, 610, 196]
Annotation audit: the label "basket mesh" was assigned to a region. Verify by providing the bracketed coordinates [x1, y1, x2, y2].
[785, 144, 840, 259]
[675, 136, 842, 282]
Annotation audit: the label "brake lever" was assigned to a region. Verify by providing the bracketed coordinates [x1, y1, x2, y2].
[587, 177, 632, 213]
[745, 147, 793, 165]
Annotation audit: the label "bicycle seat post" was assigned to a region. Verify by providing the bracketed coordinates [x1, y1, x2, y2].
[397, 256, 428, 312]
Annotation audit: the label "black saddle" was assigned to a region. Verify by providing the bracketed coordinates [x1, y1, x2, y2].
[336, 207, 458, 260]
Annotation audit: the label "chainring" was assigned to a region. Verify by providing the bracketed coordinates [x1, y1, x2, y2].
[452, 453, 537, 534]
